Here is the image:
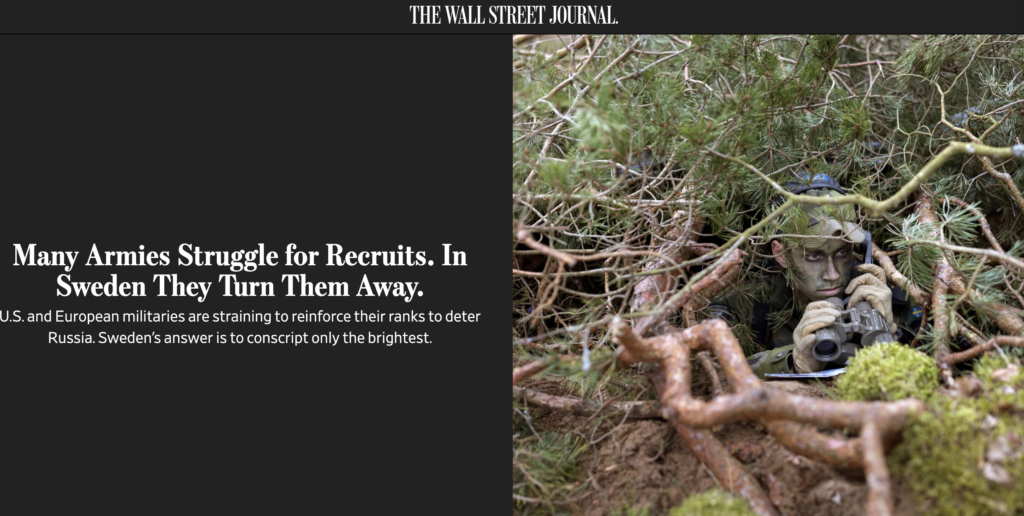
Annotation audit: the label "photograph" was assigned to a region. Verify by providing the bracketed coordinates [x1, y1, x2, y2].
[513, 34, 1024, 515]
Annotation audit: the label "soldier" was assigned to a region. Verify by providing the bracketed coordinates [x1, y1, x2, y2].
[707, 175, 924, 378]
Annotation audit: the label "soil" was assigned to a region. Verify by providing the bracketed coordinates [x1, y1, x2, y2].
[517, 376, 920, 515]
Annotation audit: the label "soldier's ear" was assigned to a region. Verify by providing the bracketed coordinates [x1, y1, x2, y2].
[771, 240, 788, 268]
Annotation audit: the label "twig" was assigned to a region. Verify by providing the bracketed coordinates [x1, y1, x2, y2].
[513, 360, 554, 386]
[513, 319, 610, 347]
[512, 386, 663, 419]
[512, 34, 537, 46]
[948, 336, 1024, 364]
[517, 119, 566, 194]
[835, 60, 894, 68]
[871, 242, 927, 307]
[697, 351, 724, 398]
[765, 421, 864, 468]
[516, 223, 579, 266]
[513, 356, 576, 386]
[936, 81, 1024, 214]
[886, 239, 1024, 275]
[626, 205, 708, 335]
[513, 35, 589, 70]
[673, 422, 780, 516]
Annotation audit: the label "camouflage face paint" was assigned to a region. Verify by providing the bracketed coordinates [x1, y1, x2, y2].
[787, 238, 854, 304]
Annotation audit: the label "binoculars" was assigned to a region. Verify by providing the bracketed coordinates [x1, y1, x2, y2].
[812, 297, 895, 365]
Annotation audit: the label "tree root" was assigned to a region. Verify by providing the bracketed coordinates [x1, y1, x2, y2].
[646, 363, 780, 516]
[612, 318, 923, 516]
[764, 421, 864, 468]
[672, 420, 781, 516]
[862, 418, 894, 516]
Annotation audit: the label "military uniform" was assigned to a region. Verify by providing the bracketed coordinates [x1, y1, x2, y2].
[706, 174, 924, 378]
[708, 269, 924, 378]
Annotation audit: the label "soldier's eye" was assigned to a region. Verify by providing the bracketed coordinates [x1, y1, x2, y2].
[806, 253, 823, 262]
[834, 248, 850, 258]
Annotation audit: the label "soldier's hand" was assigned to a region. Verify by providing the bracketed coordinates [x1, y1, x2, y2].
[792, 301, 842, 373]
[845, 263, 897, 334]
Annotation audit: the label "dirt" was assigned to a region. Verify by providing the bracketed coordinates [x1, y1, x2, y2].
[519, 377, 919, 515]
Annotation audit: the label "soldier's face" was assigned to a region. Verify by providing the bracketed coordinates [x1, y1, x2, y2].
[786, 239, 855, 303]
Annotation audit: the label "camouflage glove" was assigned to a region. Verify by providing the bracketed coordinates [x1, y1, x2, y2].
[792, 301, 842, 373]
[845, 263, 897, 334]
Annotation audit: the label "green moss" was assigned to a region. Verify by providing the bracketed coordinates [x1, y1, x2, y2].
[887, 355, 1024, 516]
[836, 342, 939, 401]
[611, 504, 651, 516]
[668, 490, 756, 516]
[839, 347, 1024, 515]
[973, 354, 1024, 408]
[891, 398, 1023, 515]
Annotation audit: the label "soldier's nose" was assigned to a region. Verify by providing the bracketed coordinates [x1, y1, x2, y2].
[823, 259, 840, 281]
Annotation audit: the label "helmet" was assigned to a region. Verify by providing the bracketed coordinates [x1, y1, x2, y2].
[783, 172, 846, 196]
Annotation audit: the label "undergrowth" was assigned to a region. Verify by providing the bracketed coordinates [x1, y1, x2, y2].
[513, 431, 589, 513]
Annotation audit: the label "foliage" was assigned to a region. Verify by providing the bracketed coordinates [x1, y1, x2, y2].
[836, 341, 939, 401]
[514, 34, 1024, 347]
[512, 431, 589, 510]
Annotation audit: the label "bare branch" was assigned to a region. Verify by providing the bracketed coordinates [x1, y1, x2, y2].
[948, 336, 1024, 364]
[512, 386, 664, 419]
[872, 242, 927, 307]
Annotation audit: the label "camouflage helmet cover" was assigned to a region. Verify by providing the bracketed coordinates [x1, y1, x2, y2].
[775, 187, 865, 249]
